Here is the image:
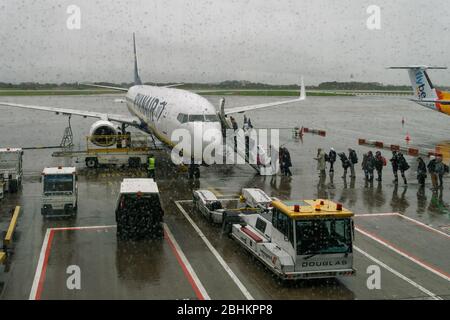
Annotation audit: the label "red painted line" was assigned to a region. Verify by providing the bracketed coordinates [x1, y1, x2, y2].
[164, 229, 205, 300]
[35, 229, 54, 300]
[356, 225, 450, 280]
[33, 225, 205, 300]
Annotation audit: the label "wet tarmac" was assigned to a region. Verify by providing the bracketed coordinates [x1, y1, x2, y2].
[0, 94, 449, 299]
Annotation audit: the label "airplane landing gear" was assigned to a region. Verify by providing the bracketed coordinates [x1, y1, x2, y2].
[188, 162, 200, 179]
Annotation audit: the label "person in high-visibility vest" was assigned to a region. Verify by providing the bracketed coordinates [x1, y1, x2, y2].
[147, 155, 155, 179]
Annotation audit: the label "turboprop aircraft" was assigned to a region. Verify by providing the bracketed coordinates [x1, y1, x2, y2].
[0, 34, 306, 176]
[388, 66, 450, 116]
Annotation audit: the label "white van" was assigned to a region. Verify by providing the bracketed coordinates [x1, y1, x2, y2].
[41, 167, 78, 217]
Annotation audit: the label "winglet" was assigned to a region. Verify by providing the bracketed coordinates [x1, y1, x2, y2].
[133, 33, 143, 85]
[299, 76, 306, 100]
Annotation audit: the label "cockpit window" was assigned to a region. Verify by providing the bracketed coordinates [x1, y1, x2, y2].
[177, 113, 188, 123]
[178, 114, 219, 123]
[204, 114, 219, 122]
[188, 114, 205, 122]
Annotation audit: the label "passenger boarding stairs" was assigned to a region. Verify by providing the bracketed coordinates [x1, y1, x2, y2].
[224, 128, 278, 176]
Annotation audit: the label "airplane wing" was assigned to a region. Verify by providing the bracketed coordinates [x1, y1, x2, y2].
[223, 77, 306, 115]
[0, 102, 141, 126]
[79, 83, 129, 92]
[411, 99, 450, 105]
[163, 83, 184, 88]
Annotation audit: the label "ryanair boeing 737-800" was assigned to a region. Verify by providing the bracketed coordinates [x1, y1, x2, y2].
[0, 34, 305, 175]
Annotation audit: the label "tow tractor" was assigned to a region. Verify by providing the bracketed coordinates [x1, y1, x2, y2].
[41, 167, 78, 217]
[0, 148, 23, 193]
[52, 133, 156, 168]
[115, 178, 164, 240]
[225, 199, 356, 280]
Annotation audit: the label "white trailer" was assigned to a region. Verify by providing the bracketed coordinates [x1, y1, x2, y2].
[239, 188, 272, 210]
[0, 148, 23, 193]
[193, 188, 272, 224]
[41, 167, 78, 217]
[226, 199, 356, 280]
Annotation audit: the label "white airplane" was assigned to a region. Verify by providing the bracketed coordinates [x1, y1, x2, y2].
[388, 65, 450, 116]
[0, 34, 306, 176]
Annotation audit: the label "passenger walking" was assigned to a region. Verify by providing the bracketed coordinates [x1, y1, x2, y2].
[315, 148, 326, 177]
[348, 148, 358, 178]
[361, 151, 375, 182]
[328, 148, 337, 173]
[247, 118, 253, 129]
[416, 157, 427, 186]
[282, 147, 292, 176]
[147, 154, 155, 179]
[338, 152, 351, 179]
[427, 156, 438, 191]
[397, 152, 410, 185]
[279, 147, 285, 175]
[374, 151, 386, 181]
[435, 156, 446, 189]
[390, 150, 400, 184]
[230, 116, 238, 131]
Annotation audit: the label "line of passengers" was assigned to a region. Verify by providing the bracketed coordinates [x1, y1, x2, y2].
[316, 148, 448, 191]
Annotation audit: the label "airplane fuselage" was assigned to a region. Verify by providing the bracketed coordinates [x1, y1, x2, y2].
[125, 85, 223, 163]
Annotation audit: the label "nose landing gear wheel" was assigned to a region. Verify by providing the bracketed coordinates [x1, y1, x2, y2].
[86, 157, 98, 168]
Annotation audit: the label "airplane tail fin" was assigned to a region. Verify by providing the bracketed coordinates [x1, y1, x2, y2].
[133, 33, 143, 85]
[388, 66, 446, 101]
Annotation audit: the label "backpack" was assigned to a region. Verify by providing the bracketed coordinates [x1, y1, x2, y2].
[444, 164, 449, 174]
[382, 156, 387, 166]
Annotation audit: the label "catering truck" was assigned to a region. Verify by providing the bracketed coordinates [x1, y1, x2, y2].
[41, 167, 78, 217]
[0, 148, 23, 193]
[227, 199, 356, 280]
[52, 133, 154, 168]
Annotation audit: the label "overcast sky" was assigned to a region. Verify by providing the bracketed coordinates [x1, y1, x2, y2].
[1, 0, 450, 85]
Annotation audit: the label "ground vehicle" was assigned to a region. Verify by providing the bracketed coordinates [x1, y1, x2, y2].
[228, 199, 356, 280]
[239, 188, 272, 210]
[0, 148, 23, 193]
[52, 133, 154, 168]
[192, 189, 226, 223]
[115, 178, 164, 240]
[41, 167, 78, 217]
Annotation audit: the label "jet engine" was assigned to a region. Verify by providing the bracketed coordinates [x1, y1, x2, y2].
[89, 120, 118, 147]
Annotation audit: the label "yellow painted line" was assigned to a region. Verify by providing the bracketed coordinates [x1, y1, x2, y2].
[0, 251, 6, 264]
[4, 206, 20, 246]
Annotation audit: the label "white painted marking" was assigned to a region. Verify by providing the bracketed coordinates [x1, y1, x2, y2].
[354, 246, 442, 300]
[356, 227, 450, 282]
[164, 224, 210, 300]
[175, 201, 254, 300]
[356, 212, 450, 238]
[29, 228, 51, 300]
[394, 214, 450, 239]
[355, 213, 397, 217]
